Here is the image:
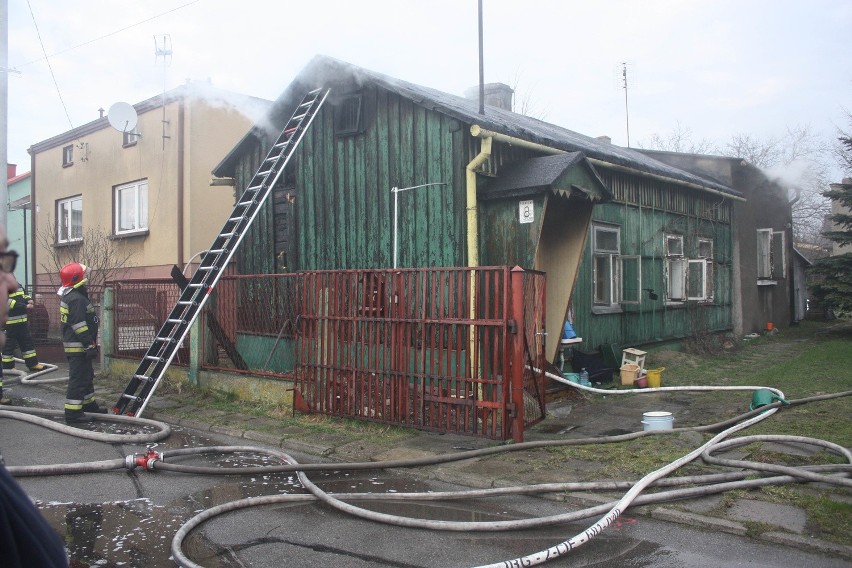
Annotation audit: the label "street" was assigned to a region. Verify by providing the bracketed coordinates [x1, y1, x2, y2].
[2, 379, 849, 568]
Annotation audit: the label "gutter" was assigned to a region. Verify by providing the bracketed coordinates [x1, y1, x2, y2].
[469, 125, 745, 202]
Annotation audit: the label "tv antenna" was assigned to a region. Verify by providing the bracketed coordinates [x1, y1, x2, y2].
[154, 35, 173, 149]
[621, 62, 631, 148]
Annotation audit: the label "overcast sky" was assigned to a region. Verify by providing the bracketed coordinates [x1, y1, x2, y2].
[7, 0, 852, 182]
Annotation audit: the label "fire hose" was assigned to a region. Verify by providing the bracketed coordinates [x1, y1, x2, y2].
[2, 384, 851, 567]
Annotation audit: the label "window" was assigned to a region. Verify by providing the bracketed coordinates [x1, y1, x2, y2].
[57, 196, 83, 244]
[666, 234, 686, 302]
[592, 224, 620, 307]
[62, 145, 73, 167]
[334, 94, 362, 136]
[123, 130, 140, 147]
[757, 228, 785, 282]
[666, 234, 714, 302]
[115, 180, 148, 235]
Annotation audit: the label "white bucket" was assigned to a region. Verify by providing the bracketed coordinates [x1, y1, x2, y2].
[642, 411, 674, 431]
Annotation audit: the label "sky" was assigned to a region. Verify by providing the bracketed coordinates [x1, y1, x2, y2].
[6, 0, 852, 182]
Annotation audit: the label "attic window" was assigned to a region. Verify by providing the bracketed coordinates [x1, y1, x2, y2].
[334, 94, 362, 136]
[62, 145, 74, 167]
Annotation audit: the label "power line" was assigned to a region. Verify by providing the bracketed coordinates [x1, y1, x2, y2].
[26, 0, 74, 132]
[13, 1, 201, 69]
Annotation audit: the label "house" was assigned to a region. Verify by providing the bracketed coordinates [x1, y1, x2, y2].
[6, 164, 33, 289]
[639, 151, 799, 335]
[212, 55, 743, 363]
[28, 82, 271, 287]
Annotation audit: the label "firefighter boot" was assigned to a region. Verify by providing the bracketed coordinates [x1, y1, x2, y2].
[65, 410, 95, 424]
[82, 402, 108, 414]
[28, 363, 46, 372]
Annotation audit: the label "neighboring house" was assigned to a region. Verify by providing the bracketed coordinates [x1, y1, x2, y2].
[212, 55, 743, 362]
[639, 151, 799, 335]
[828, 178, 852, 257]
[28, 82, 271, 287]
[6, 164, 33, 289]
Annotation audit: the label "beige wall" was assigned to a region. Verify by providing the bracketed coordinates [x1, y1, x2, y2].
[33, 93, 256, 285]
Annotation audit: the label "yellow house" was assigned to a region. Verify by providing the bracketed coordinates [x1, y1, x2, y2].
[28, 82, 271, 287]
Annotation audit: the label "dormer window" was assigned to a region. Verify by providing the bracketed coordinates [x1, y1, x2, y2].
[334, 94, 362, 136]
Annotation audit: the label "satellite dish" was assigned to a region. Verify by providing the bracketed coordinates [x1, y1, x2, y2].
[107, 102, 138, 132]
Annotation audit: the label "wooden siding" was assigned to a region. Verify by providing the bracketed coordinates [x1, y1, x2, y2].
[572, 169, 734, 350]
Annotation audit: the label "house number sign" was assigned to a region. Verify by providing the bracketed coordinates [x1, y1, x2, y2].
[519, 200, 534, 224]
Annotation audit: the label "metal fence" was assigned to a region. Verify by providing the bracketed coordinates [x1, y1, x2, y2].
[108, 267, 547, 440]
[29, 284, 104, 344]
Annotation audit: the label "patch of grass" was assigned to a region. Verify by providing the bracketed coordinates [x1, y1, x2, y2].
[755, 485, 852, 546]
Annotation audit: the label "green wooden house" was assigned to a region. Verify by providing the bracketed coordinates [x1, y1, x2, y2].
[213, 55, 743, 364]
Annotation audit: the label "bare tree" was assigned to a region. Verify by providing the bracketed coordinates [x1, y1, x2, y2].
[638, 122, 719, 154]
[37, 216, 138, 289]
[506, 69, 550, 120]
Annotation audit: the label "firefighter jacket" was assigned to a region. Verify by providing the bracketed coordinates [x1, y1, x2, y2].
[5, 290, 31, 325]
[60, 286, 99, 354]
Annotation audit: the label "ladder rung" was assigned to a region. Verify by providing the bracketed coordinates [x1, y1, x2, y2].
[121, 393, 142, 401]
[291, 112, 307, 121]
[166, 318, 185, 324]
[196, 266, 216, 272]
[228, 215, 246, 223]
[219, 231, 236, 238]
[144, 355, 163, 361]
[133, 374, 153, 382]
[188, 283, 206, 288]
[256, 169, 273, 177]
[177, 300, 194, 306]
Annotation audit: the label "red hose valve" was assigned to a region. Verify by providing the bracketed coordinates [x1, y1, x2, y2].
[126, 447, 163, 471]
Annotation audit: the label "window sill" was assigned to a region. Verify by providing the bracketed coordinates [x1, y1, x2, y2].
[55, 240, 83, 248]
[592, 305, 623, 315]
[112, 229, 149, 240]
[757, 280, 777, 286]
[62, 162, 73, 168]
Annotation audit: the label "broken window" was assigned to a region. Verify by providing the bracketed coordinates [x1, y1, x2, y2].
[757, 228, 785, 282]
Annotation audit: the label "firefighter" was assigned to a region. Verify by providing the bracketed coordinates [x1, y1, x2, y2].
[58, 262, 105, 423]
[2, 285, 46, 373]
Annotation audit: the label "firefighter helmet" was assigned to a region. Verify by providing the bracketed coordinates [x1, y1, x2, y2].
[59, 263, 88, 288]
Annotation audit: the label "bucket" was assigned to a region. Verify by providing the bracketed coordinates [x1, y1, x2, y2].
[642, 411, 674, 431]
[563, 372, 580, 383]
[620, 363, 640, 385]
[646, 367, 665, 388]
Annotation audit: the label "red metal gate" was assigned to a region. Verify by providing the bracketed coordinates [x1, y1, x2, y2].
[295, 266, 546, 440]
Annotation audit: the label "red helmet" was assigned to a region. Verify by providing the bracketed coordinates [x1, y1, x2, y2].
[60, 263, 88, 288]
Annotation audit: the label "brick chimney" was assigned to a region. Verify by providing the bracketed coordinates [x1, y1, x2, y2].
[465, 83, 514, 111]
[7, 164, 16, 180]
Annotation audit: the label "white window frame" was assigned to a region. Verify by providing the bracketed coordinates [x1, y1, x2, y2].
[62, 145, 73, 167]
[115, 180, 149, 235]
[57, 196, 83, 244]
[592, 224, 621, 308]
[757, 228, 786, 283]
[665, 234, 686, 303]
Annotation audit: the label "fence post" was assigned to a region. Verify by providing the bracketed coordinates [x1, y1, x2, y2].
[101, 287, 114, 371]
[508, 266, 526, 443]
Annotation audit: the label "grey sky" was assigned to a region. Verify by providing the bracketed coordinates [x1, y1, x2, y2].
[7, 0, 852, 182]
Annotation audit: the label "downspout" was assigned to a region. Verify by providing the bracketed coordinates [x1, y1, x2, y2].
[465, 135, 492, 268]
[177, 96, 186, 268]
[29, 150, 36, 287]
[464, 135, 491, 383]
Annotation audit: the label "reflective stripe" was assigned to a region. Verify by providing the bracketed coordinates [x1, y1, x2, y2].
[64, 347, 86, 353]
[63, 341, 84, 348]
[71, 321, 88, 332]
[6, 315, 26, 324]
[22, 351, 36, 359]
[1, 356, 14, 363]
[64, 402, 83, 411]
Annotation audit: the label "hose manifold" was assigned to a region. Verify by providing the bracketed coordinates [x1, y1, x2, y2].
[125, 448, 163, 471]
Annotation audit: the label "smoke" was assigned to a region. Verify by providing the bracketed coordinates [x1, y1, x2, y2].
[179, 79, 276, 137]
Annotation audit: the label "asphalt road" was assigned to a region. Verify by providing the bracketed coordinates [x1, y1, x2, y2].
[2, 380, 849, 568]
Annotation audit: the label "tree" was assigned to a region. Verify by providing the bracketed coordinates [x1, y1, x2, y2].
[37, 217, 138, 290]
[809, 132, 852, 314]
[638, 122, 719, 154]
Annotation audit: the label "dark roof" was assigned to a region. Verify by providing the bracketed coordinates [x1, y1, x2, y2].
[214, 55, 741, 199]
[482, 152, 610, 202]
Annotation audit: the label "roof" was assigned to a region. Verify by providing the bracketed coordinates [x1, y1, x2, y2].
[214, 55, 741, 199]
[28, 83, 272, 155]
[481, 152, 610, 201]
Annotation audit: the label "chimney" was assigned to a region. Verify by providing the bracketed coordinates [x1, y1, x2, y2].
[7, 164, 16, 180]
[465, 82, 514, 111]
[596, 136, 612, 144]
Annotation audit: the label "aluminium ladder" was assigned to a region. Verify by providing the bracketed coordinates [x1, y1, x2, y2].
[114, 87, 330, 417]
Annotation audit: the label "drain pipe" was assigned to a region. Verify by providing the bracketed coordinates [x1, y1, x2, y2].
[465, 135, 492, 376]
